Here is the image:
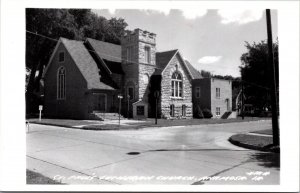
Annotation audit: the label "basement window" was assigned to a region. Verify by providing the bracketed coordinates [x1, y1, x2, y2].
[216, 107, 221, 116]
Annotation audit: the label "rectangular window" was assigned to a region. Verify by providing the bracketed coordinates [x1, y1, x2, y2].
[175, 82, 178, 96]
[170, 104, 175, 117]
[171, 81, 175, 97]
[196, 87, 201, 98]
[216, 88, 220, 99]
[216, 107, 221, 116]
[126, 46, 133, 63]
[58, 52, 65, 62]
[179, 82, 183, 97]
[137, 106, 145, 116]
[182, 105, 186, 117]
[128, 87, 134, 100]
[145, 46, 151, 64]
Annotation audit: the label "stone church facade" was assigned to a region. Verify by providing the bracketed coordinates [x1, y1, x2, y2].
[43, 28, 232, 120]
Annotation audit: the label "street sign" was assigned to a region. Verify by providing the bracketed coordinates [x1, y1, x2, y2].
[39, 105, 43, 110]
[118, 95, 123, 99]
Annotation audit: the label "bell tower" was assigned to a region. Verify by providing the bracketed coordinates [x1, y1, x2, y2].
[121, 28, 157, 102]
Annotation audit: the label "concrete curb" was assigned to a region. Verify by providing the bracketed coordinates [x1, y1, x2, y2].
[228, 134, 280, 153]
[28, 121, 145, 131]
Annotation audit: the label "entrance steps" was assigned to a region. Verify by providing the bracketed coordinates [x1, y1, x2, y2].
[221, 111, 237, 119]
[89, 112, 126, 121]
[221, 111, 232, 119]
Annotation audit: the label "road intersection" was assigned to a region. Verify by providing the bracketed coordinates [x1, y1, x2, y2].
[26, 120, 279, 185]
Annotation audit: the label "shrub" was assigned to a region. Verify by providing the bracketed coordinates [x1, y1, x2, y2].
[194, 105, 204, 119]
[202, 108, 213, 118]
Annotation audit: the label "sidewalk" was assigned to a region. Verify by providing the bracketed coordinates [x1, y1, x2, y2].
[27, 117, 271, 131]
[229, 129, 280, 153]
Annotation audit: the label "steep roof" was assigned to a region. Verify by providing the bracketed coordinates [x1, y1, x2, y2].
[154, 49, 178, 75]
[184, 60, 203, 79]
[154, 49, 195, 80]
[61, 38, 115, 90]
[86, 38, 121, 62]
[86, 38, 123, 74]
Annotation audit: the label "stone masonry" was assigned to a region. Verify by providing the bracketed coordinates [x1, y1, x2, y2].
[121, 29, 156, 103]
[160, 54, 193, 119]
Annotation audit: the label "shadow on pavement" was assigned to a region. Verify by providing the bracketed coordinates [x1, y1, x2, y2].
[249, 152, 280, 170]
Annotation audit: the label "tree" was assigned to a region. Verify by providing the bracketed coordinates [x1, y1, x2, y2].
[200, 70, 211, 78]
[26, 8, 128, 113]
[239, 40, 279, 112]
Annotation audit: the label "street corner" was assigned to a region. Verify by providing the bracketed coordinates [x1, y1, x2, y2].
[228, 132, 280, 153]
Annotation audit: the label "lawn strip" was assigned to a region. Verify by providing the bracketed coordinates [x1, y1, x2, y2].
[26, 169, 63, 184]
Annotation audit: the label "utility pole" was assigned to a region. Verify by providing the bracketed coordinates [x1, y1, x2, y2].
[241, 79, 244, 120]
[266, 9, 280, 146]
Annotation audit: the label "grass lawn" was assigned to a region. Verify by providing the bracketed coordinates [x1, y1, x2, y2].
[28, 117, 271, 130]
[229, 133, 279, 153]
[26, 170, 62, 184]
[250, 129, 273, 135]
[141, 117, 269, 127]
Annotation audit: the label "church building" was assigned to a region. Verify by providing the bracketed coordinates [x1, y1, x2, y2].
[43, 28, 232, 120]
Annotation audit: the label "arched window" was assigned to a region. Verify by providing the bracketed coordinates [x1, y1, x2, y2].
[171, 72, 183, 97]
[57, 66, 66, 100]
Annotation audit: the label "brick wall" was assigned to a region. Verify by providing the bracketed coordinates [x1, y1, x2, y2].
[192, 79, 211, 109]
[192, 78, 211, 116]
[44, 43, 88, 119]
[160, 54, 193, 119]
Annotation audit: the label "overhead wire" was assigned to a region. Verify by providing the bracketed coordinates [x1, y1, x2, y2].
[27, 30, 272, 90]
[26, 30, 163, 70]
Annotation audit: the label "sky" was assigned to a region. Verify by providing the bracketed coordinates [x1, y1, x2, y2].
[92, 9, 278, 77]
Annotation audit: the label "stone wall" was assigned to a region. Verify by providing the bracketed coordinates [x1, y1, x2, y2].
[121, 28, 157, 117]
[160, 54, 193, 119]
[139, 65, 155, 101]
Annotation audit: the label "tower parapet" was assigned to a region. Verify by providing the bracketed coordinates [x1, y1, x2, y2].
[121, 28, 156, 65]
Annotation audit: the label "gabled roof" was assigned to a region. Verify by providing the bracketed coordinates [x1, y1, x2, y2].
[154, 49, 178, 75]
[85, 38, 123, 74]
[86, 38, 121, 62]
[154, 49, 195, 80]
[58, 38, 114, 90]
[184, 60, 203, 79]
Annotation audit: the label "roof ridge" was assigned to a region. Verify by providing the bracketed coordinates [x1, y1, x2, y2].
[156, 49, 178, 54]
[86, 37, 119, 46]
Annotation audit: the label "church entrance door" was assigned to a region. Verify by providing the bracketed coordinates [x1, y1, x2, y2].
[93, 93, 107, 112]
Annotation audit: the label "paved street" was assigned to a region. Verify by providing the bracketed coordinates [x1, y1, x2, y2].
[26, 120, 279, 185]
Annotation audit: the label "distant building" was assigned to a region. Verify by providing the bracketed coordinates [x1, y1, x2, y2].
[192, 78, 233, 118]
[43, 28, 232, 120]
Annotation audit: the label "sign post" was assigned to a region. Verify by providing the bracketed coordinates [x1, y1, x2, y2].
[118, 95, 123, 127]
[39, 105, 43, 121]
[154, 91, 160, 125]
[127, 94, 130, 118]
